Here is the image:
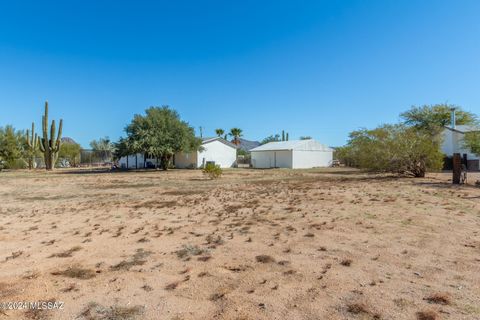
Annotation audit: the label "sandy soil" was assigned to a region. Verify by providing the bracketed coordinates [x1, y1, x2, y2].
[0, 168, 479, 320]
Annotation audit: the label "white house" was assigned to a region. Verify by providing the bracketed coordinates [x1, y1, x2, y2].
[118, 137, 237, 169]
[441, 125, 480, 170]
[175, 137, 237, 168]
[250, 139, 333, 169]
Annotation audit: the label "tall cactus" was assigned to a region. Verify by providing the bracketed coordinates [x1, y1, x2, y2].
[38, 101, 63, 170]
[25, 122, 38, 169]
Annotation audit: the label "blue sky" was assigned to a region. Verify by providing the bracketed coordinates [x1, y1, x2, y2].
[1, 0, 480, 147]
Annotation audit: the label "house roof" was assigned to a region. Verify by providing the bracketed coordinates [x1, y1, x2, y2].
[250, 139, 333, 152]
[444, 125, 480, 134]
[201, 137, 238, 149]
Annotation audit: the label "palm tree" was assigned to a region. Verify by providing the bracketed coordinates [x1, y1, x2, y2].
[215, 128, 225, 137]
[229, 128, 243, 145]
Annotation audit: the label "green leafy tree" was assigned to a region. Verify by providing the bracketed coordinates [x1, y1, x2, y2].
[229, 128, 243, 145]
[90, 136, 114, 162]
[113, 137, 133, 168]
[400, 104, 477, 135]
[57, 141, 81, 167]
[339, 124, 443, 177]
[0, 125, 27, 169]
[126, 106, 201, 170]
[463, 131, 480, 156]
[113, 137, 129, 160]
[215, 128, 225, 137]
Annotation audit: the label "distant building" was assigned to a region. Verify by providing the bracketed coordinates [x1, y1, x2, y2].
[441, 125, 480, 171]
[250, 139, 333, 169]
[118, 137, 237, 169]
[175, 137, 237, 168]
[440, 108, 480, 170]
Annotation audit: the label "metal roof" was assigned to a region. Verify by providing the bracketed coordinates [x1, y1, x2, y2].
[444, 125, 480, 133]
[201, 137, 238, 149]
[250, 139, 333, 152]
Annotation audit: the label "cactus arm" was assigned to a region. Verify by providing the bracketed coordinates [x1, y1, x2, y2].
[57, 119, 63, 142]
[38, 136, 45, 152]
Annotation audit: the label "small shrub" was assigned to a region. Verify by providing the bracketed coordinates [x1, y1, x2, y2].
[203, 163, 222, 179]
[255, 255, 275, 263]
[416, 310, 438, 320]
[424, 292, 450, 305]
[51, 266, 96, 279]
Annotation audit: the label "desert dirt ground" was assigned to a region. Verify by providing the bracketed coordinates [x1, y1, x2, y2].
[0, 167, 479, 320]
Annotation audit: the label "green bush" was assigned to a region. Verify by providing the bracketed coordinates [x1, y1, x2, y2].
[203, 163, 222, 179]
[338, 124, 443, 177]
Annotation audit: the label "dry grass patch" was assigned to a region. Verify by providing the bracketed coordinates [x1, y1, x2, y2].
[5, 250, 23, 261]
[110, 249, 151, 271]
[175, 245, 208, 259]
[424, 292, 451, 305]
[255, 255, 275, 263]
[340, 258, 353, 267]
[163, 189, 206, 196]
[165, 281, 180, 291]
[209, 292, 226, 301]
[416, 310, 438, 320]
[345, 302, 381, 319]
[49, 246, 82, 258]
[79, 302, 144, 320]
[51, 266, 96, 279]
[133, 200, 177, 209]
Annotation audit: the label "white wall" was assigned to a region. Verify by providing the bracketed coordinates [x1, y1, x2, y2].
[251, 151, 273, 168]
[118, 154, 160, 169]
[292, 150, 332, 168]
[252, 150, 332, 169]
[251, 150, 293, 168]
[118, 153, 144, 169]
[196, 140, 236, 168]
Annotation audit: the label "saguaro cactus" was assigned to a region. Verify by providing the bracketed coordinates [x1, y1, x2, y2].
[25, 122, 38, 169]
[38, 101, 63, 170]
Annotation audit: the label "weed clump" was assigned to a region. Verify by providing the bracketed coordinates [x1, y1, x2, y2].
[255, 255, 275, 263]
[203, 163, 222, 179]
[51, 266, 96, 279]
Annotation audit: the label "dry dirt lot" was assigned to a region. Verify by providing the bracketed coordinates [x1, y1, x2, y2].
[0, 168, 479, 320]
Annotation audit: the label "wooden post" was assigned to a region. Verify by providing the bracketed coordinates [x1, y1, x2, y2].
[452, 153, 461, 184]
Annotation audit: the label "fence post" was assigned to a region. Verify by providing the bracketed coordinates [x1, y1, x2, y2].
[452, 153, 461, 184]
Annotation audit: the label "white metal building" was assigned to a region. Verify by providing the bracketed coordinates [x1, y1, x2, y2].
[250, 139, 333, 169]
[175, 137, 237, 168]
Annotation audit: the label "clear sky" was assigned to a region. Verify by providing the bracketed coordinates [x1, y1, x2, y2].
[1, 0, 480, 147]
